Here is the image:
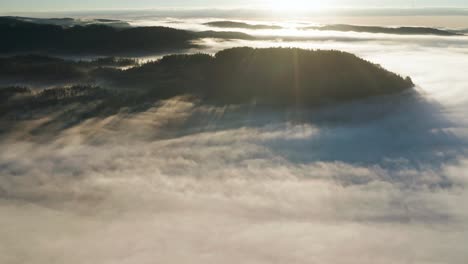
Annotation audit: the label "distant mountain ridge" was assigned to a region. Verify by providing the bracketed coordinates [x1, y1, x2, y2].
[307, 24, 461, 36]
[1, 17, 462, 56]
[0, 17, 197, 55]
[204, 21, 282, 30]
[0, 16, 260, 55]
[1, 16, 131, 28]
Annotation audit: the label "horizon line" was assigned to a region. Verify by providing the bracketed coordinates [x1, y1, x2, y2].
[2, 6, 468, 14]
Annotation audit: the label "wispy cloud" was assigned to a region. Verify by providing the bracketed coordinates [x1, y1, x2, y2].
[1, 87, 467, 263]
[2, 17, 468, 263]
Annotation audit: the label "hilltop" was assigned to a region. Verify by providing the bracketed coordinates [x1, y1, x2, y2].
[1, 47, 414, 120]
[307, 24, 460, 36]
[204, 21, 282, 30]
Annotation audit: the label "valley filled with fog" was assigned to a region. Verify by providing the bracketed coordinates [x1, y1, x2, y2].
[1, 13, 468, 264]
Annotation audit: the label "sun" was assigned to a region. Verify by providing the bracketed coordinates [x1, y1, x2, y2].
[265, 0, 325, 12]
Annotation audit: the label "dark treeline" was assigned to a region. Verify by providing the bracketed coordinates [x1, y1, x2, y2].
[1, 17, 462, 57]
[307, 24, 460, 36]
[0, 48, 415, 133]
[0, 85, 114, 118]
[2, 16, 132, 28]
[101, 47, 414, 105]
[209, 48, 413, 104]
[1, 47, 414, 120]
[0, 17, 196, 55]
[0, 17, 261, 55]
[195, 30, 255, 40]
[1, 85, 108, 103]
[0, 86, 32, 102]
[0, 55, 138, 84]
[204, 21, 282, 30]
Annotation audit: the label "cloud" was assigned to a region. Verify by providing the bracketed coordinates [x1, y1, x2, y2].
[1, 88, 468, 263]
[2, 18, 468, 264]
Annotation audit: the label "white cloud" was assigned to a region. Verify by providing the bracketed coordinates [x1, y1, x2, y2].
[2, 22, 468, 263]
[1, 90, 468, 263]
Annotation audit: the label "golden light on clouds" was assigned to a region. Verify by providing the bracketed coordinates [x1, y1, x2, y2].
[265, 0, 326, 11]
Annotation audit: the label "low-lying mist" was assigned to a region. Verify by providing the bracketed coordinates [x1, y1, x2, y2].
[1, 87, 468, 263]
[2, 14, 468, 264]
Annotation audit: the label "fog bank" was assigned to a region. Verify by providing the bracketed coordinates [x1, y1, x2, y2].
[2, 14, 468, 264]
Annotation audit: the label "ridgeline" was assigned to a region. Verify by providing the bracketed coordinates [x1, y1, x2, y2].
[307, 24, 460, 36]
[0, 17, 255, 55]
[1, 47, 414, 119]
[204, 21, 282, 30]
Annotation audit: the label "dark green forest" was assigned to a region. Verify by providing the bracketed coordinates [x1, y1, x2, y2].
[1, 17, 461, 56]
[1, 47, 414, 121]
[308, 24, 459, 36]
[204, 21, 282, 30]
[0, 17, 256, 55]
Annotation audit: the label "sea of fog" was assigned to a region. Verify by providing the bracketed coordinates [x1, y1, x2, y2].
[1, 15, 468, 264]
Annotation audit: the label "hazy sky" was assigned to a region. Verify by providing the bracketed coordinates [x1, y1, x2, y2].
[1, 0, 468, 12]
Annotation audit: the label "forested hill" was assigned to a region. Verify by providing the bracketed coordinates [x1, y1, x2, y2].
[308, 24, 460, 36]
[104, 47, 414, 105]
[0, 17, 196, 55]
[204, 21, 282, 30]
[0, 16, 264, 55]
[1, 47, 414, 119]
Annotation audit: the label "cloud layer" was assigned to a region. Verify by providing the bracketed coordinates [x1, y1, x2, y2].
[1, 90, 468, 264]
[2, 17, 468, 264]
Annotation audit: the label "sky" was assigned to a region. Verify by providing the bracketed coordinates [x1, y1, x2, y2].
[1, 0, 468, 12]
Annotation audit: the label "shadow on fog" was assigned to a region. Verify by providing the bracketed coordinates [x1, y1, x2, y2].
[0, 47, 414, 138]
[0, 48, 464, 174]
[0, 85, 465, 194]
[3, 85, 463, 173]
[186, 89, 466, 172]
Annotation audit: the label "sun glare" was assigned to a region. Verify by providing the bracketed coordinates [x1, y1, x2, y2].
[266, 0, 325, 12]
